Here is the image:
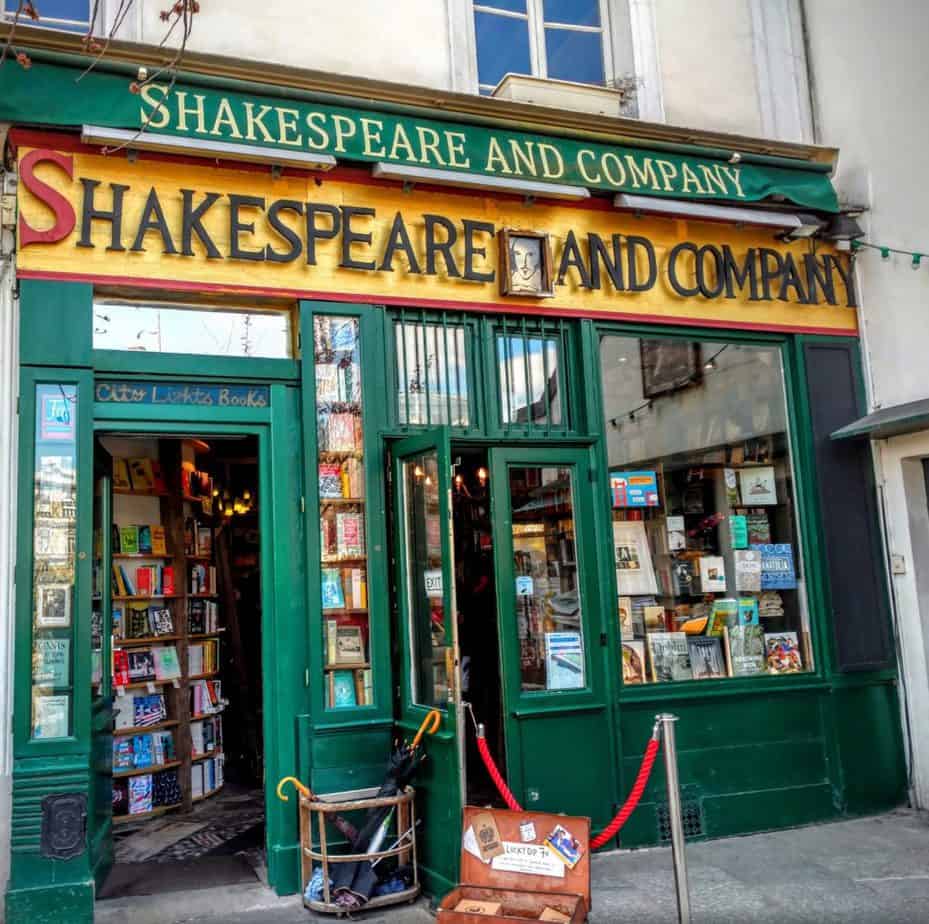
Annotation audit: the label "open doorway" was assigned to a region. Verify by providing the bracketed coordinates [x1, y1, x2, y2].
[95, 433, 266, 899]
[452, 445, 507, 806]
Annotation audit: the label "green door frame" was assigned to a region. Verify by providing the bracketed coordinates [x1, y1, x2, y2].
[89, 384, 308, 895]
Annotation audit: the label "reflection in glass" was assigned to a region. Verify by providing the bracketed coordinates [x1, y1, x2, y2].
[497, 335, 562, 426]
[600, 336, 813, 685]
[509, 466, 585, 691]
[403, 451, 450, 707]
[545, 28, 605, 84]
[475, 9, 532, 89]
[396, 321, 470, 426]
[31, 383, 78, 740]
[93, 302, 293, 358]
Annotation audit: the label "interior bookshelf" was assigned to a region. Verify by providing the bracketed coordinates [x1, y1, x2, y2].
[315, 315, 373, 710]
[106, 439, 225, 823]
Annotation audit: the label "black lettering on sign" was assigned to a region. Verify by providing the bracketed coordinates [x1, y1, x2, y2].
[228, 194, 266, 262]
[181, 190, 223, 258]
[379, 211, 421, 273]
[340, 205, 376, 271]
[305, 203, 341, 266]
[78, 179, 129, 251]
[265, 199, 304, 264]
[462, 219, 495, 283]
[130, 187, 178, 254]
[667, 242, 699, 297]
[423, 214, 461, 278]
[626, 235, 657, 292]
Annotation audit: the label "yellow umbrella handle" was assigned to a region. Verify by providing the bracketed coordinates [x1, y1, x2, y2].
[412, 709, 442, 749]
[276, 776, 311, 802]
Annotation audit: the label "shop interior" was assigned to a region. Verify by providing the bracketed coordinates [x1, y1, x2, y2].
[95, 433, 266, 898]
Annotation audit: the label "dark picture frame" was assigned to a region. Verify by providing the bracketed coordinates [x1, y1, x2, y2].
[499, 229, 555, 298]
[639, 339, 701, 398]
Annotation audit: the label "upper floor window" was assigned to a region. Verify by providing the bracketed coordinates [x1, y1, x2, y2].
[474, 0, 607, 94]
[3, 0, 90, 32]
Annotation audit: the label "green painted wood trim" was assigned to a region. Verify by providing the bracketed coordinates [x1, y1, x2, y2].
[92, 350, 300, 382]
[5, 881, 95, 924]
[19, 280, 93, 369]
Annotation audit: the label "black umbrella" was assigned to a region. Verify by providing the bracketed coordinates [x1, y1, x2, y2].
[332, 710, 440, 909]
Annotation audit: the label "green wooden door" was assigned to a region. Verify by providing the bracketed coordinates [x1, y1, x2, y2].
[488, 446, 616, 829]
[89, 438, 115, 889]
[391, 429, 464, 895]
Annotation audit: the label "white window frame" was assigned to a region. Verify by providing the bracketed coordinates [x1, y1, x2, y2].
[472, 0, 615, 94]
[2, 0, 91, 32]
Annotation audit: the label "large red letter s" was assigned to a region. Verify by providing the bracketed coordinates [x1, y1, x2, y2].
[18, 149, 76, 247]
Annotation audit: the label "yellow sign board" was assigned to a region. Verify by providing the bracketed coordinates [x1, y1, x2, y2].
[16, 147, 857, 335]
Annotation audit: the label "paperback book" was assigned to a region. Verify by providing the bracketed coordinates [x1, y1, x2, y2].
[727, 625, 766, 676]
[621, 639, 646, 684]
[646, 632, 692, 682]
[764, 631, 803, 674]
[688, 636, 727, 679]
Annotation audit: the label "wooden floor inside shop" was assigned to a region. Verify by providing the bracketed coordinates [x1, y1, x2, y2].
[99, 783, 266, 899]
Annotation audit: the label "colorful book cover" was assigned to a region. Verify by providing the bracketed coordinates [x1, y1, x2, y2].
[136, 525, 153, 555]
[113, 458, 131, 491]
[113, 739, 134, 770]
[697, 555, 727, 593]
[646, 632, 692, 682]
[754, 543, 797, 589]
[729, 514, 748, 549]
[332, 670, 357, 708]
[724, 468, 740, 506]
[163, 566, 175, 596]
[128, 775, 153, 815]
[127, 603, 150, 639]
[134, 694, 167, 727]
[132, 734, 154, 769]
[128, 458, 156, 492]
[764, 631, 803, 674]
[618, 596, 634, 641]
[321, 568, 346, 609]
[315, 363, 341, 403]
[707, 598, 738, 636]
[610, 470, 659, 508]
[197, 527, 213, 557]
[727, 625, 766, 676]
[148, 607, 174, 636]
[319, 463, 343, 498]
[737, 597, 760, 626]
[734, 549, 762, 592]
[127, 650, 156, 682]
[746, 512, 771, 544]
[136, 567, 152, 597]
[150, 525, 167, 556]
[119, 526, 139, 555]
[150, 460, 168, 494]
[622, 640, 646, 684]
[153, 647, 182, 681]
[118, 564, 136, 596]
[738, 466, 777, 506]
[688, 636, 727, 679]
[32, 638, 71, 687]
[336, 512, 365, 557]
[114, 650, 131, 687]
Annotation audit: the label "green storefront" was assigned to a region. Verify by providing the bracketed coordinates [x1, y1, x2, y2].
[1, 33, 907, 924]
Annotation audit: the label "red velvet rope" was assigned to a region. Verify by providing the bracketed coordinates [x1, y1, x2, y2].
[475, 727, 661, 849]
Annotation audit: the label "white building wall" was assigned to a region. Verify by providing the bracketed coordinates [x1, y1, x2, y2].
[0, 154, 19, 904]
[804, 0, 929, 806]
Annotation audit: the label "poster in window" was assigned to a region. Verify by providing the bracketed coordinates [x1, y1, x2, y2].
[33, 638, 71, 687]
[544, 632, 585, 690]
[613, 521, 658, 595]
[737, 466, 777, 506]
[639, 340, 701, 398]
[36, 583, 71, 628]
[39, 391, 76, 441]
[32, 694, 69, 739]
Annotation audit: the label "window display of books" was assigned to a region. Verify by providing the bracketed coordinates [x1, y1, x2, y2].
[109, 438, 225, 824]
[315, 315, 373, 710]
[613, 436, 812, 685]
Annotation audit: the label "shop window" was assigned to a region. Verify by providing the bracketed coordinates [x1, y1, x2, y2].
[401, 450, 451, 708]
[93, 301, 294, 359]
[510, 465, 586, 691]
[496, 320, 567, 431]
[315, 316, 373, 709]
[3, 0, 90, 32]
[599, 335, 814, 685]
[474, 0, 607, 93]
[30, 383, 78, 740]
[395, 316, 470, 427]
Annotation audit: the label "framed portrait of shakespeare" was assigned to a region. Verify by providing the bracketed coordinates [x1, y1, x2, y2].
[499, 229, 554, 298]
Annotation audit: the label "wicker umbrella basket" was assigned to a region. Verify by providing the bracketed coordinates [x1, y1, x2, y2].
[299, 785, 421, 915]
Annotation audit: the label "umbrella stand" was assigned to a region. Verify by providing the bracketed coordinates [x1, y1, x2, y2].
[298, 785, 420, 916]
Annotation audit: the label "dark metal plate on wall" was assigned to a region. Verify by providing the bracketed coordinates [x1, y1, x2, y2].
[40, 793, 87, 860]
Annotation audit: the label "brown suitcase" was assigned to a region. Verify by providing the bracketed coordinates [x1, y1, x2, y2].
[436, 806, 591, 924]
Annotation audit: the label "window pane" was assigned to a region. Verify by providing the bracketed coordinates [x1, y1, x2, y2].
[31, 384, 78, 740]
[4, 0, 89, 29]
[510, 466, 585, 691]
[600, 337, 813, 686]
[315, 316, 373, 709]
[402, 451, 450, 708]
[93, 302, 293, 359]
[545, 27, 604, 84]
[497, 335, 562, 426]
[475, 10, 532, 87]
[396, 321, 470, 426]
[543, 0, 600, 26]
[478, 0, 527, 11]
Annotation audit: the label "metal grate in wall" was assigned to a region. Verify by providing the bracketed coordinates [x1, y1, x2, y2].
[656, 800, 705, 843]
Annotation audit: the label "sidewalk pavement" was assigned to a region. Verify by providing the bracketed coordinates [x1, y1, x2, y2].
[97, 809, 929, 924]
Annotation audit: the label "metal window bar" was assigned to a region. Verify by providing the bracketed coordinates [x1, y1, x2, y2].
[501, 316, 513, 427]
[520, 316, 533, 433]
[540, 317, 551, 434]
[419, 309, 431, 426]
[441, 315, 452, 428]
[399, 310, 411, 426]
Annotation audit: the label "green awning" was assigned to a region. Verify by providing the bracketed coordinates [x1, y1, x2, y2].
[0, 58, 840, 212]
[831, 398, 929, 441]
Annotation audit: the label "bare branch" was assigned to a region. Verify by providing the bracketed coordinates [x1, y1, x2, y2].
[1, 2, 37, 70]
[77, 0, 136, 82]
